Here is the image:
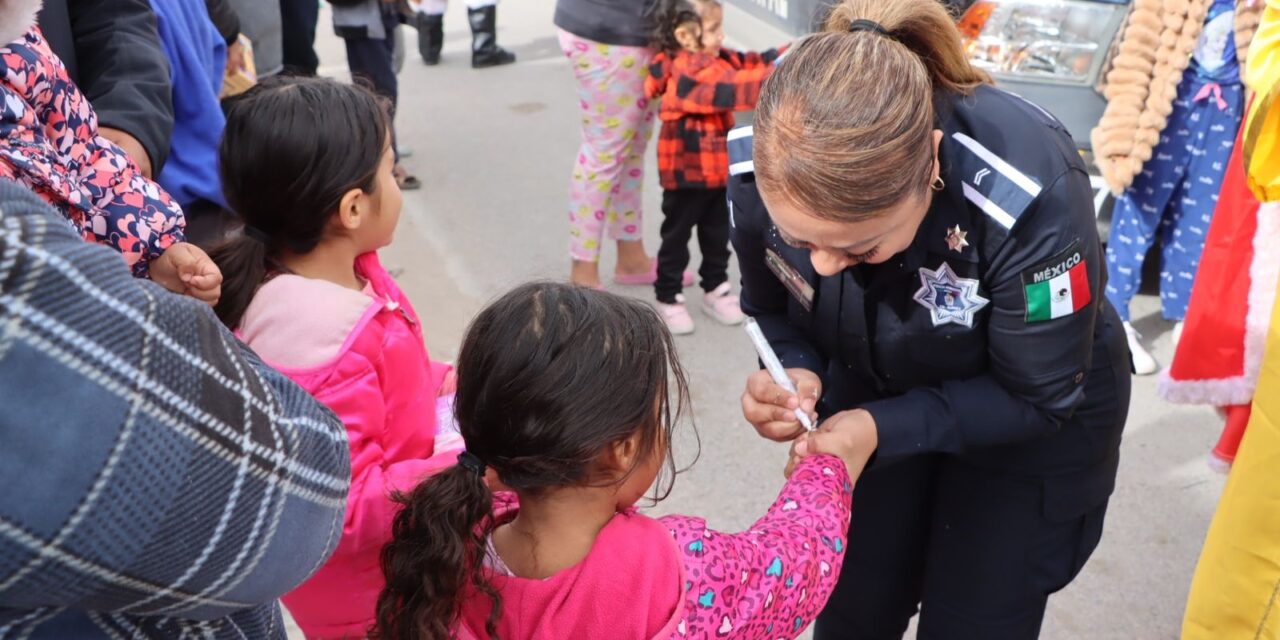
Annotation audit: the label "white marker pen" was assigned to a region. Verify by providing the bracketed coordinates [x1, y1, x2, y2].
[744, 318, 816, 431]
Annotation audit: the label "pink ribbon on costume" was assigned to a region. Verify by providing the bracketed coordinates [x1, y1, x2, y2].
[1194, 82, 1229, 111]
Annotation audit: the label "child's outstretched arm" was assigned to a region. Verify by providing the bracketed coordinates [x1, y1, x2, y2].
[659, 455, 852, 639]
[721, 45, 790, 71]
[662, 52, 780, 115]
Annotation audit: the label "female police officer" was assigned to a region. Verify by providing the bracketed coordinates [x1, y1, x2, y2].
[732, 1, 1132, 638]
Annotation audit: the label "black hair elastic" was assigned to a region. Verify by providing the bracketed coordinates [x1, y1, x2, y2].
[242, 225, 271, 244]
[457, 451, 487, 477]
[848, 19, 890, 37]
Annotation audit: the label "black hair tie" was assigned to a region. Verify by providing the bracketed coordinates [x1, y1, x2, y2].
[242, 225, 271, 244]
[848, 19, 890, 37]
[458, 451, 487, 477]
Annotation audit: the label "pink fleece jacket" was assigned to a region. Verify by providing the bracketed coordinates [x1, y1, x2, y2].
[238, 252, 455, 639]
[459, 456, 853, 640]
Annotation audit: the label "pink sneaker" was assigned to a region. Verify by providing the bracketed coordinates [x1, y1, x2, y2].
[657, 296, 695, 335]
[614, 259, 695, 287]
[702, 283, 745, 325]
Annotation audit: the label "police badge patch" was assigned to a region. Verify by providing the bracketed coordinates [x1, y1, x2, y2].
[913, 262, 989, 328]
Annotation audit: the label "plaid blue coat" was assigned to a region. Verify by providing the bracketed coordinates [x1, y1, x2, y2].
[0, 179, 352, 638]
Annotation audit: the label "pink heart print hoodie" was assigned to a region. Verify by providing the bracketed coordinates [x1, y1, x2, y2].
[458, 455, 854, 639]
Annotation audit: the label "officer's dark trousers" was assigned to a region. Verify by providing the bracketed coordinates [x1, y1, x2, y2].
[815, 456, 1112, 639]
[657, 188, 732, 303]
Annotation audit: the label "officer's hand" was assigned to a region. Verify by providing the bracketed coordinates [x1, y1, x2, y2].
[742, 368, 821, 442]
[784, 409, 878, 482]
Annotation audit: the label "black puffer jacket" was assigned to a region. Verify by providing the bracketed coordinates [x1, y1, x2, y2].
[553, 0, 658, 47]
[37, 0, 173, 172]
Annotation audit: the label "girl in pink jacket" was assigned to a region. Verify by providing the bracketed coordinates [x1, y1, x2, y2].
[373, 282, 875, 640]
[209, 76, 458, 639]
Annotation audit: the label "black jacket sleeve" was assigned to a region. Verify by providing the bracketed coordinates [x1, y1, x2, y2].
[729, 176, 827, 375]
[66, 0, 174, 172]
[863, 167, 1103, 458]
[204, 0, 242, 44]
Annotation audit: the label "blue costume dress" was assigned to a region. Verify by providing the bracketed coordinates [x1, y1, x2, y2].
[150, 0, 228, 210]
[1105, 0, 1244, 322]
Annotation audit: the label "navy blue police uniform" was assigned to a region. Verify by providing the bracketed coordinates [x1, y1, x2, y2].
[728, 85, 1133, 639]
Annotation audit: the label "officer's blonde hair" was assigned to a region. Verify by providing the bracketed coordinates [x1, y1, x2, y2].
[754, 0, 991, 221]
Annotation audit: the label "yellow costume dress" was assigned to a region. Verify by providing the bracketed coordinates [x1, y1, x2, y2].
[1182, 1, 1280, 636]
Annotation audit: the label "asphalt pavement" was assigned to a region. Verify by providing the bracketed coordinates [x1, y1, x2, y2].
[286, 3, 1227, 638]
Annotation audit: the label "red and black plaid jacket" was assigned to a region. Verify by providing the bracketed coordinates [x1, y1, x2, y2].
[646, 46, 785, 190]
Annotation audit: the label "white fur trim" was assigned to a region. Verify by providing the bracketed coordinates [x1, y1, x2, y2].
[1158, 372, 1257, 406]
[0, 0, 42, 49]
[1160, 202, 1280, 405]
[1243, 203, 1280, 388]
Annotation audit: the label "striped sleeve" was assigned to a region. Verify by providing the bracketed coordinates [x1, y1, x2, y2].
[864, 166, 1107, 459]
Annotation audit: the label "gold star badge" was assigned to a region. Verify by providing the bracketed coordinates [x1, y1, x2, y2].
[945, 225, 969, 252]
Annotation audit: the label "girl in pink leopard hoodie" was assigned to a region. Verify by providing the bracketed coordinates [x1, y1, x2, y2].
[373, 282, 874, 640]
[209, 76, 458, 639]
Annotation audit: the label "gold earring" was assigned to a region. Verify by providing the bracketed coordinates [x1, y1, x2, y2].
[931, 176, 946, 192]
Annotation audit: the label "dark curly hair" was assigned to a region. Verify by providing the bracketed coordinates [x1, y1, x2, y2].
[649, 0, 718, 54]
[371, 283, 694, 640]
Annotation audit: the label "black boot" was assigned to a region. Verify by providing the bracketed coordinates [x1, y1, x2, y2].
[468, 5, 515, 69]
[416, 13, 444, 65]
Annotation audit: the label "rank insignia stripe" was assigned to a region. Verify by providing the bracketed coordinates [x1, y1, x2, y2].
[952, 132, 1041, 230]
[728, 126, 754, 176]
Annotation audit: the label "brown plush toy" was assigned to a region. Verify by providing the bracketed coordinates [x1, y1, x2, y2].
[1092, 0, 1264, 194]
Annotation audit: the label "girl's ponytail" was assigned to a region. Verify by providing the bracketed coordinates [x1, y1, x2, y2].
[373, 283, 694, 638]
[209, 233, 268, 328]
[373, 464, 499, 640]
[212, 75, 390, 329]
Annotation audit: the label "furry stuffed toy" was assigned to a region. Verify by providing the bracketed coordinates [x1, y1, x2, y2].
[1092, 0, 1264, 194]
[0, 0, 42, 48]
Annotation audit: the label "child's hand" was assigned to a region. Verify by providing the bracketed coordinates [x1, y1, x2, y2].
[225, 38, 248, 76]
[742, 368, 821, 442]
[784, 409, 878, 482]
[151, 242, 223, 305]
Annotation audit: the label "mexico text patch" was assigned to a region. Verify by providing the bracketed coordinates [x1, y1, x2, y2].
[1021, 243, 1091, 323]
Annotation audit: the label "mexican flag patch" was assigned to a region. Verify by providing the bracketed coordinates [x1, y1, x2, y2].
[1022, 244, 1091, 323]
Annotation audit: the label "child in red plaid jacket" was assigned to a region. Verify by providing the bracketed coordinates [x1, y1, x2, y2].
[646, 0, 785, 334]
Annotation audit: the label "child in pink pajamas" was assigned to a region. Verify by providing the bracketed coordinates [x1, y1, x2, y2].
[374, 282, 873, 640]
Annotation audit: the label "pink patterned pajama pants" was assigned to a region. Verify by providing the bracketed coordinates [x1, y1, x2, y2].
[558, 29, 656, 262]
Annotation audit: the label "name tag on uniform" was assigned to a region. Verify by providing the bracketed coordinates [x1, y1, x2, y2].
[765, 248, 814, 312]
